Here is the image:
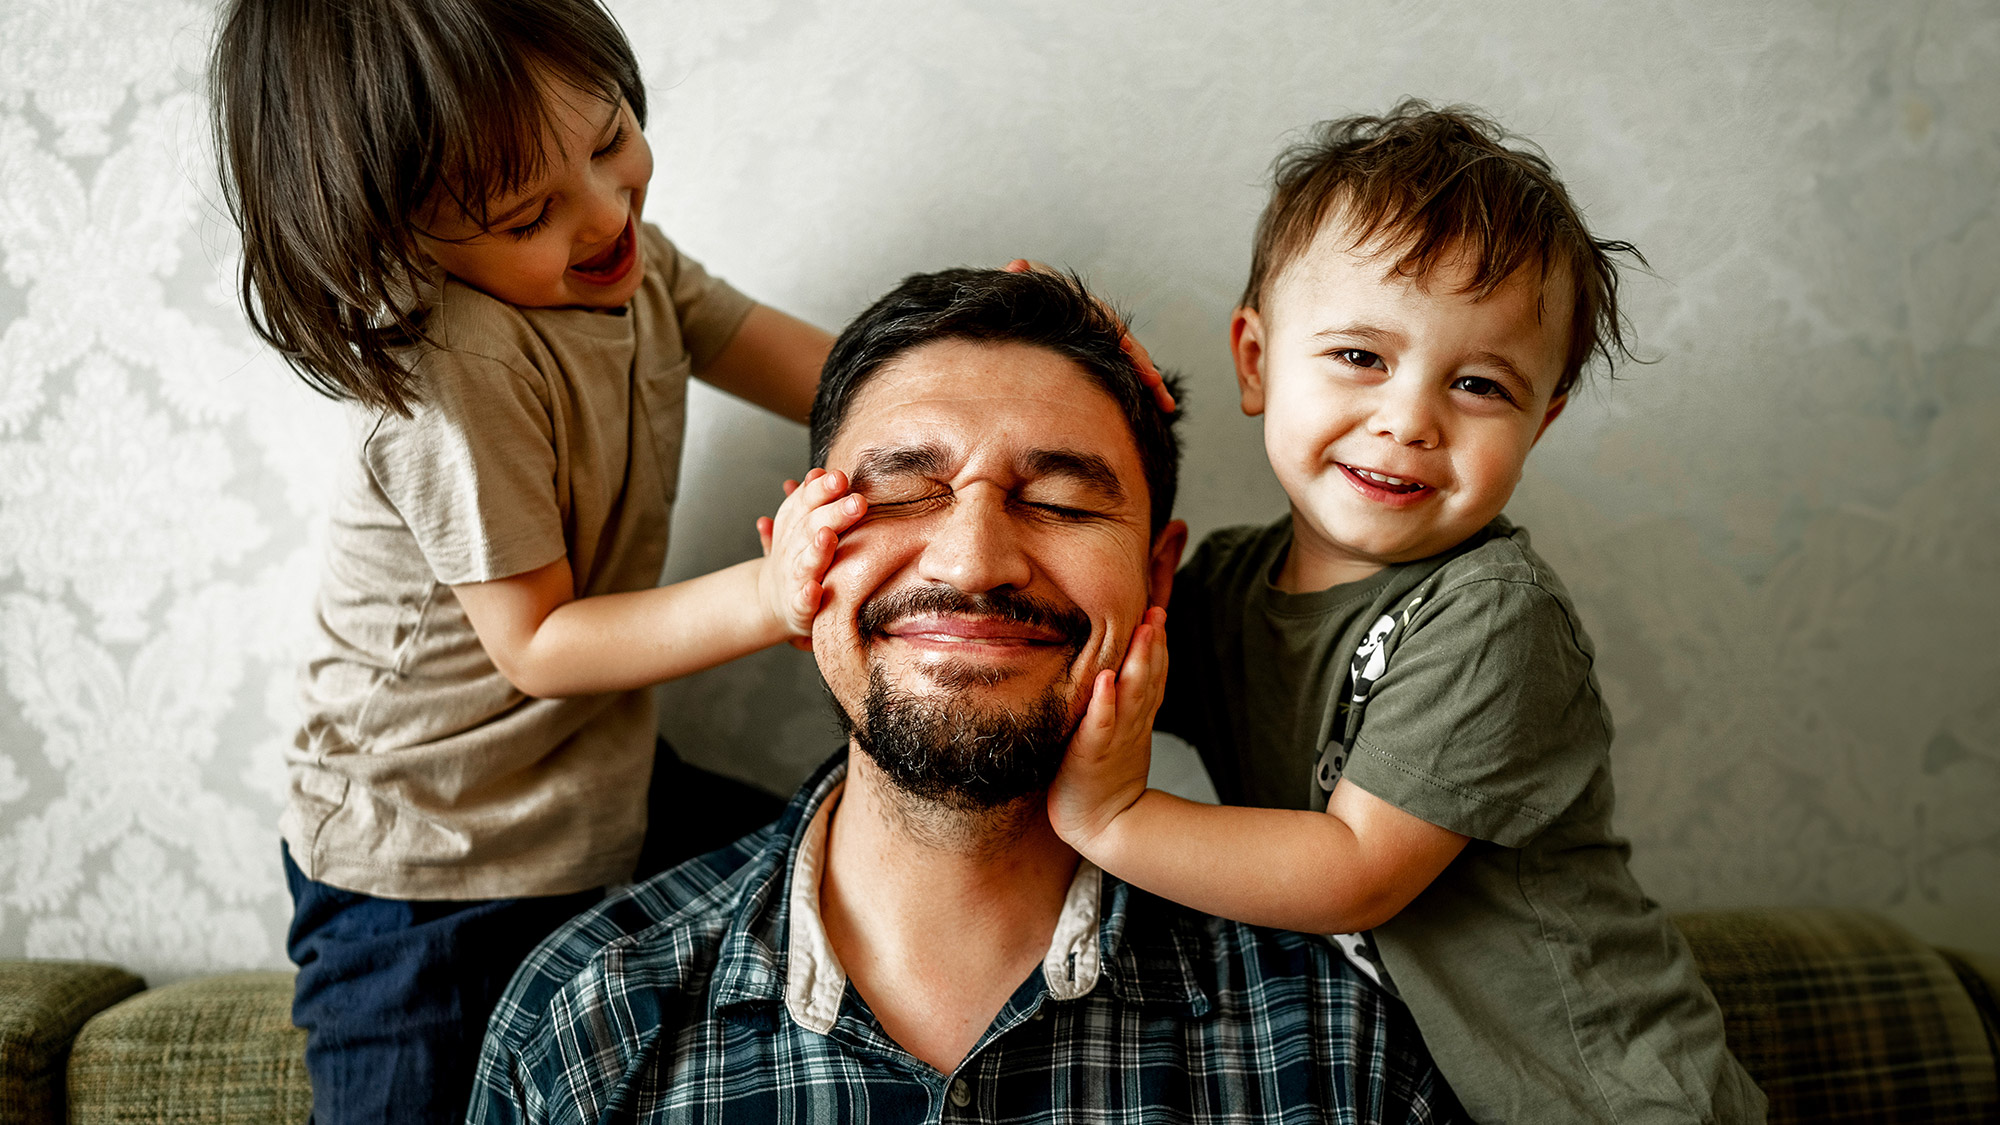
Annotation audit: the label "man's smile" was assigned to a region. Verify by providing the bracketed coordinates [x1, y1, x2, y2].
[883, 613, 1069, 647]
[858, 588, 1089, 650]
[854, 586, 1093, 684]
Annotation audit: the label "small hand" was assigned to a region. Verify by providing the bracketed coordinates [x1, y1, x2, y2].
[756, 467, 867, 644]
[1004, 258, 1176, 413]
[1048, 606, 1169, 853]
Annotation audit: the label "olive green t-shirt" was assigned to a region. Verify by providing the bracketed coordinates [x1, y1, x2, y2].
[1161, 516, 1765, 1124]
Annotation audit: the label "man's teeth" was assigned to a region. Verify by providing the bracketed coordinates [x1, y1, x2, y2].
[1355, 468, 1418, 487]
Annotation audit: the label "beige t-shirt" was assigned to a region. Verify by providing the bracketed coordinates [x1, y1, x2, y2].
[283, 224, 755, 900]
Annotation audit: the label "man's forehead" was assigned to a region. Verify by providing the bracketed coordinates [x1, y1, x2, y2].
[827, 339, 1145, 484]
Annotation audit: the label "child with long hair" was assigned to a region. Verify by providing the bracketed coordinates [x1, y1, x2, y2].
[209, 1, 863, 1118]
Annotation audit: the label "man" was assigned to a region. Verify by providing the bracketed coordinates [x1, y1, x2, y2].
[468, 268, 1463, 1123]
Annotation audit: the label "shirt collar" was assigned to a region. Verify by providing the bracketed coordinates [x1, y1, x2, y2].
[710, 754, 1202, 1031]
[782, 777, 1106, 1034]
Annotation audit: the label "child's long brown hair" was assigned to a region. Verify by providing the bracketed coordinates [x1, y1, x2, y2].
[210, 0, 646, 416]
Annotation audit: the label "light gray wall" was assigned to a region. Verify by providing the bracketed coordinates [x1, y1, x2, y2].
[0, 0, 1993, 982]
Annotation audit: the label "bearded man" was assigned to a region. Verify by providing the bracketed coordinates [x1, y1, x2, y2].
[468, 267, 1463, 1124]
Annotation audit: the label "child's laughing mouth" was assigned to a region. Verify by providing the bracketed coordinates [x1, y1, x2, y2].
[568, 217, 637, 286]
[1338, 462, 1434, 505]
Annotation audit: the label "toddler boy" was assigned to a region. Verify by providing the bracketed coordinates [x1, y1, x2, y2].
[1048, 102, 1765, 1123]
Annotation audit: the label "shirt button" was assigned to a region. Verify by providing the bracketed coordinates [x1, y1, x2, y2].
[949, 1078, 972, 1108]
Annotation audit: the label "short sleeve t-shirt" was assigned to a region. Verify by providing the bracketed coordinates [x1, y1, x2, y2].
[282, 224, 755, 901]
[1161, 516, 1765, 1125]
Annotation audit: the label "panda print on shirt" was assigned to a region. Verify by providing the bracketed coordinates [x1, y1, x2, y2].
[1315, 596, 1425, 995]
[1316, 607, 1405, 793]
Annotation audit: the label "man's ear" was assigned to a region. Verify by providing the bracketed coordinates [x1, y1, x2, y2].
[1148, 520, 1189, 610]
[1532, 392, 1567, 446]
[1230, 308, 1267, 417]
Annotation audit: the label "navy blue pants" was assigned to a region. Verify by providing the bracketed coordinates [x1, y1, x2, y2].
[285, 739, 784, 1124]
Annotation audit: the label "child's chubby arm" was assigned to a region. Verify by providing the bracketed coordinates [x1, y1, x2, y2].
[1048, 614, 1469, 934]
[695, 305, 833, 424]
[451, 467, 864, 698]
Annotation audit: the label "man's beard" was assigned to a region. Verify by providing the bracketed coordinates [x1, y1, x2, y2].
[836, 586, 1090, 811]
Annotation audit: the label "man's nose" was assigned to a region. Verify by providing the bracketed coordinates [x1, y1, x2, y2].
[913, 484, 1033, 593]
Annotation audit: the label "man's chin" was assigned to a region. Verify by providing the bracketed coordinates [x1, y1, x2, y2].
[900, 656, 1017, 692]
[841, 664, 1078, 811]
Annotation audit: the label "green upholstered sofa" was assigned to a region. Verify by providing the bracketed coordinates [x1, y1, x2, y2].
[3, 908, 1996, 1124]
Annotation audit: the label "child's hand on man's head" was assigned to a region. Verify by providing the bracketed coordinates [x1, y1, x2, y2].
[1003, 259, 1176, 413]
[1047, 606, 1169, 855]
[755, 468, 867, 648]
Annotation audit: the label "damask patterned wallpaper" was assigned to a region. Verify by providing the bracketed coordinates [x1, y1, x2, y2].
[1, 0, 1994, 983]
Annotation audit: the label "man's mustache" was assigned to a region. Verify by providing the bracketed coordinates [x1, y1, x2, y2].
[856, 585, 1092, 653]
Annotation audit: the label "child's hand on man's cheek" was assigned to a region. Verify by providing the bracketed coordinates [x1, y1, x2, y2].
[1047, 606, 1170, 854]
[756, 468, 868, 647]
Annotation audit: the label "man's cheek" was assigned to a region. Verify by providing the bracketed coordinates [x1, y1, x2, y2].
[811, 534, 887, 649]
[814, 535, 871, 616]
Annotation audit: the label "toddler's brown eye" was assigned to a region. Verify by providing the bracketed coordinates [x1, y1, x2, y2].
[1333, 349, 1384, 369]
[1453, 376, 1511, 401]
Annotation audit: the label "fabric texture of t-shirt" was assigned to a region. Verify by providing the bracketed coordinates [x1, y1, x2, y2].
[282, 224, 755, 901]
[1161, 515, 1766, 1125]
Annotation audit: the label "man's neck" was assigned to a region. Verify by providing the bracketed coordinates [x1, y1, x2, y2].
[818, 748, 1082, 1073]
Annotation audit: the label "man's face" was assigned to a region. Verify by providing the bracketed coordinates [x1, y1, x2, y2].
[813, 339, 1183, 807]
[1234, 217, 1571, 590]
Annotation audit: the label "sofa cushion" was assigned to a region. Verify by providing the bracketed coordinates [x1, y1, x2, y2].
[1676, 908, 2000, 1124]
[0, 961, 147, 1125]
[66, 970, 309, 1125]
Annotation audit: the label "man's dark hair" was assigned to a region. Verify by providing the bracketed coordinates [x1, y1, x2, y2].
[1241, 99, 1645, 397]
[810, 268, 1184, 534]
[210, 0, 647, 416]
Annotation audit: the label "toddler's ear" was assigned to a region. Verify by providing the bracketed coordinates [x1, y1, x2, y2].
[1533, 393, 1568, 445]
[1230, 308, 1267, 417]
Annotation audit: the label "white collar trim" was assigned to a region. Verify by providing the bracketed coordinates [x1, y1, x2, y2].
[782, 782, 1105, 1034]
[783, 785, 847, 1034]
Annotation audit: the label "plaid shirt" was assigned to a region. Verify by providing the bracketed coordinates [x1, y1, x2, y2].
[468, 754, 1463, 1124]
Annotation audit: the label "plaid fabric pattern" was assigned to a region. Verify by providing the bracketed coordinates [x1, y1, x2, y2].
[1675, 908, 2000, 1124]
[470, 755, 1463, 1124]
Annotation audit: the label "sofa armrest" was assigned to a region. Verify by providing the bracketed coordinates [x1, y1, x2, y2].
[1939, 947, 2000, 1059]
[1674, 908, 2000, 1125]
[0, 961, 147, 1125]
[66, 970, 308, 1124]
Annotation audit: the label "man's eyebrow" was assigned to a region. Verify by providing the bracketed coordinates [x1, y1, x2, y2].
[1022, 448, 1126, 503]
[848, 443, 951, 491]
